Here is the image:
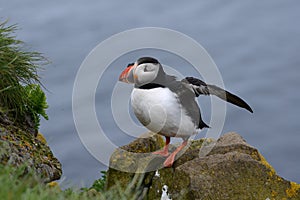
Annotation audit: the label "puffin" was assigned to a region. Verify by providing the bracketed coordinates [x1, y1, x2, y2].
[119, 57, 253, 167]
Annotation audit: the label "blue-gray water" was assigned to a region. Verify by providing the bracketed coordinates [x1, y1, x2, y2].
[1, 1, 300, 188]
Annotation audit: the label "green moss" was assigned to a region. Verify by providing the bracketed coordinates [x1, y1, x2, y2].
[107, 133, 300, 200]
[0, 123, 62, 182]
[257, 152, 276, 177]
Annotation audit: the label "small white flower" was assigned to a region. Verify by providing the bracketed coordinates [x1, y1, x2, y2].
[155, 170, 160, 177]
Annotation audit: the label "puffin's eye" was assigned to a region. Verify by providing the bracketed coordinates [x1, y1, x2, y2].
[144, 64, 154, 72]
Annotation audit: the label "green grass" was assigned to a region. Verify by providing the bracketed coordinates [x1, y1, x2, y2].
[0, 21, 48, 131]
[0, 164, 140, 200]
[85, 171, 107, 192]
[0, 164, 89, 200]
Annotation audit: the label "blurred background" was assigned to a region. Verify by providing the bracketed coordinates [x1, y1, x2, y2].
[1, 0, 299, 188]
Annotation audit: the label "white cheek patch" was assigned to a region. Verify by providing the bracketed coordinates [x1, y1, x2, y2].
[134, 64, 160, 85]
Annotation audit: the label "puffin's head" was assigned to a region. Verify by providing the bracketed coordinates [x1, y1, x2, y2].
[119, 57, 165, 86]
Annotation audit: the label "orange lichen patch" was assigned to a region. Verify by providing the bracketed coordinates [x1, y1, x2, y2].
[250, 150, 260, 160]
[36, 132, 47, 144]
[271, 190, 278, 197]
[24, 141, 32, 149]
[47, 181, 61, 190]
[258, 153, 276, 177]
[277, 176, 283, 182]
[285, 181, 300, 198]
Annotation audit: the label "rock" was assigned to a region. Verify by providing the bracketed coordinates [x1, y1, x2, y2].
[106, 133, 164, 189]
[106, 132, 300, 200]
[86, 188, 102, 198]
[0, 123, 62, 183]
[0, 109, 37, 136]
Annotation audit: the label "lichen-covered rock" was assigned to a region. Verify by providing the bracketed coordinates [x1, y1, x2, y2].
[0, 123, 62, 182]
[106, 132, 300, 200]
[106, 133, 164, 190]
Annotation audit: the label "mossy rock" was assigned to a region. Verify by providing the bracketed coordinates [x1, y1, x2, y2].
[0, 123, 62, 182]
[106, 132, 300, 199]
[106, 133, 164, 191]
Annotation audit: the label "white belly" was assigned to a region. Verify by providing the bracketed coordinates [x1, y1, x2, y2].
[131, 87, 198, 138]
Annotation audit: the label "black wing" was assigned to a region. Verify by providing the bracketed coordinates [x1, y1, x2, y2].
[165, 77, 209, 130]
[183, 77, 253, 113]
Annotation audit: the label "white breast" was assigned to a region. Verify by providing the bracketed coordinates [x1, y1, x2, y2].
[131, 87, 198, 138]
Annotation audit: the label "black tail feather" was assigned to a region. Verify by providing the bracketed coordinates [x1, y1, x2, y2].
[207, 84, 253, 113]
[199, 120, 210, 129]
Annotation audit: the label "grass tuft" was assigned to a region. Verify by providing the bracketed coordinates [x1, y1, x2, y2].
[0, 164, 140, 200]
[0, 20, 48, 131]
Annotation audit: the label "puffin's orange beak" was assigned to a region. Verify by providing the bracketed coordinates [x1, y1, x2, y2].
[119, 64, 135, 83]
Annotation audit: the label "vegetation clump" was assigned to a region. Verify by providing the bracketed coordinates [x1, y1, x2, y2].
[0, 164, 91, 200]
[0, 21, 48, 132]
[0, 164, 140, 200]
